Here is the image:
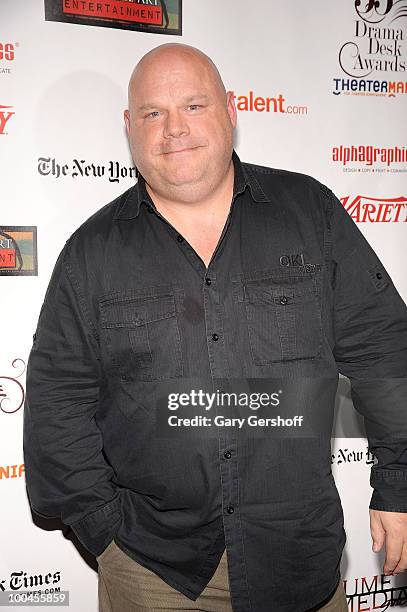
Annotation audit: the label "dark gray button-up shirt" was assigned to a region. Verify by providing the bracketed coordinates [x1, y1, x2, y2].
[23, 150, 407, 611]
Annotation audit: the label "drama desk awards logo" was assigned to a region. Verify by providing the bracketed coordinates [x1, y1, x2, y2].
[333, 0, 407, 96]
[44, 0, 182, 35]
[0, 227, 38, 276]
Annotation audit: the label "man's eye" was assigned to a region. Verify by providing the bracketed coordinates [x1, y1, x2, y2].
[145, 111, 160, 118]
[187, 105, 202, 111]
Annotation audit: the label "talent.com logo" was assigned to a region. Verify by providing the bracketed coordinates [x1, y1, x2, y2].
[230, 91, 308, 115]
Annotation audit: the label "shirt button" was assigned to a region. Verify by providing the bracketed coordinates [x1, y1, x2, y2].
[205, 277, 212, 285]
[212, 333, 219, 341]
[223, 450, 232, 459]
[226, 505, 234, 514]
[147, 205, 154, 213]
[376, 272, 382, 279]
[177, 235, 184, 243]
[280, 296, 288, 304]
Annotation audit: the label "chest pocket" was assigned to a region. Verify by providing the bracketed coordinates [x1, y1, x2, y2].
[99, 289, 184, 381]
[237, 273, 322, 365]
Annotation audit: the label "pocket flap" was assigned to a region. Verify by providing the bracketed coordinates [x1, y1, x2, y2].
[100, 294, 176, 328]
[243, 277, 315, 305]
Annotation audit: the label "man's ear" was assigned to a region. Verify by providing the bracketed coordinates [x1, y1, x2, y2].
[225, 91, 237, 129]
[124, 109, 130, 135]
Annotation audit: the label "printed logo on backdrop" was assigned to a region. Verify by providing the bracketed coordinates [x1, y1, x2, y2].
[38, 156, 137, 183]
[341, 195, 407, 223]
[230, 91, 308, 116]
[0, 567, 61, 595]
[343, 573, 407, 609]
[331, 443, 377, 466]
[333, 0, 407, 96]
[332, 144, 407, 173]
[0, 358, 25, 417]
[0, 105, 15, 135]
[44, 0, 182, 35]
[0, 42, 18, 75]
[0, 227, 38, 276]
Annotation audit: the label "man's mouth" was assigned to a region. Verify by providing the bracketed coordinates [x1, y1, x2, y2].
[163, 146, 199, 155]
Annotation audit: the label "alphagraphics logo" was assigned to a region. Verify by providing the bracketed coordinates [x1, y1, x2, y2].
[332, 144, 407, 172]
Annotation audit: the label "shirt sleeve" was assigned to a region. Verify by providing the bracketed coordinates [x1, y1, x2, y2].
[324, 185, 407, 512]
[23, 239, 122, 556]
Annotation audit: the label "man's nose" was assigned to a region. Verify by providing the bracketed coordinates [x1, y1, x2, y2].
[163, 109, 189, 139]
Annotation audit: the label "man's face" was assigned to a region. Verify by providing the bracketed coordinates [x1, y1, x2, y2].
[124, 50, 236, 201]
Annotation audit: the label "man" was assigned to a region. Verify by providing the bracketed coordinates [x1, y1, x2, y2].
[23, 43, 407, 612]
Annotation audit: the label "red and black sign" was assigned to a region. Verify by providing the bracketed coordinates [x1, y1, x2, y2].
[44, 0, 182, 35]
[0, 226, 37, 276]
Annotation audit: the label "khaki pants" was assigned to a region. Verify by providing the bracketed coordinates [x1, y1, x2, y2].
[97, 540, 348, 612]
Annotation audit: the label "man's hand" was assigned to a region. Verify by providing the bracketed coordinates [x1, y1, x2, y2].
[369, 509, 407, 575]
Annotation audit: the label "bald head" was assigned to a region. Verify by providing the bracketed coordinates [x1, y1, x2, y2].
[123, 42, 237, 205]
[128, 43, 226, 111]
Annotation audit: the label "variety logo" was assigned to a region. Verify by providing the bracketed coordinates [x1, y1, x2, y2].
[0, 359, 26, 415]
[332, 144, 407, 172]
[333, 0, 407, 96]
[230, 90, 307, 115]
[38, 156, 137, 182]
[0, 105, 15, 135]
[0, 227, 38, 276]
[44, 0, 182, 35]
[341, 195, 407, 222]
[0, 464, 25, 479]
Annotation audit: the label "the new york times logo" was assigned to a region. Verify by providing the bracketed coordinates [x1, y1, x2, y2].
[0, 569, 61, 592]
[38, 156, 137, 183]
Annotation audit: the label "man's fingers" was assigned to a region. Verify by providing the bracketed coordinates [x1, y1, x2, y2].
[392, 542, 407, 575]
[383, 530, 403, 575]
[370, 511, 385, 552]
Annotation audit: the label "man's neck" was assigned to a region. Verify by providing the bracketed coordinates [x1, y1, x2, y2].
[144, 160, 235, 227]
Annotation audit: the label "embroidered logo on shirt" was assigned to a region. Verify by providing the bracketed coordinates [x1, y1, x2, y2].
[279, 253, 321, 273]
[279, 253, 305, 267]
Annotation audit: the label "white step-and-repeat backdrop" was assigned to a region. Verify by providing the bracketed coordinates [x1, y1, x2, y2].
[1, 1, 406, 610]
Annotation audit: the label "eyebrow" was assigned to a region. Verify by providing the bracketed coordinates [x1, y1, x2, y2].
[137, 94, 211, 113]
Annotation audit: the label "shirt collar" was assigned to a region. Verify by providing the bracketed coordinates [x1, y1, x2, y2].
[113, 148, 271, 220]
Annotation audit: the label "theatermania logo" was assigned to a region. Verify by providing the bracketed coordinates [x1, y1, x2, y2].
[333, 0, 407, 96]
